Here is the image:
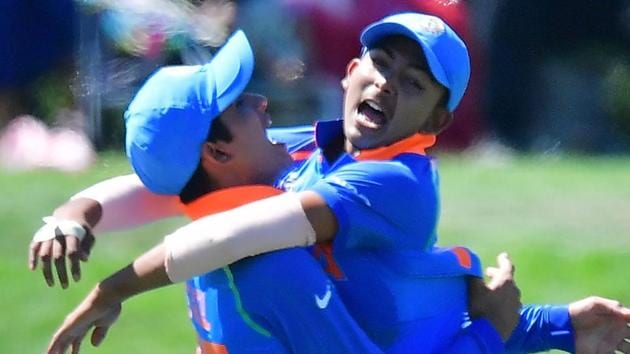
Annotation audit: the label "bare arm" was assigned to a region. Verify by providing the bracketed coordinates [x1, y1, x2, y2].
[29, 174, 182, 288]
[72, 174, 182, 233]
[163, 191, 336, 282]
[46, 244, 171, 354]
[45, 191, 334, 353]
[298, 190, 337, 243]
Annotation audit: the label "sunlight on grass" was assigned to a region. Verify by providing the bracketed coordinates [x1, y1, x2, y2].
[2, 152, 629, 353]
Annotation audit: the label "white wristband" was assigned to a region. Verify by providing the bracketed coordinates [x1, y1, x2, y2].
[32, 216, 87, 242]
[164, 192, 316, 283]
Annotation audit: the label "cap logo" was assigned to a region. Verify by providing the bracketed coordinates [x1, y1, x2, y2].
[416, 17, 445, 36]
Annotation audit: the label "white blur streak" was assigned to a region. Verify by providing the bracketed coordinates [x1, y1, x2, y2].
[436, 0, 461, 5]
[82, 0, 236, 48]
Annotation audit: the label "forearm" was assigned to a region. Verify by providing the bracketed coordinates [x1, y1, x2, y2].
[53, 198, 102, 230]
[70, 174, 183, 233]
[98, 243, 172, 303]
[165, 192, 318, 282]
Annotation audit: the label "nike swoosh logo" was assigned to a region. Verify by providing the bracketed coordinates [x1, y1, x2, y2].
[315, 284, 332, 309]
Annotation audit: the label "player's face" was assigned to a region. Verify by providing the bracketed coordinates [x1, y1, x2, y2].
[218, 93, 293, 185]
[341, 36, 447, 153]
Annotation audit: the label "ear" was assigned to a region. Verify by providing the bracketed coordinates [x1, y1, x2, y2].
[341, 58, 361, 90]
[420, 107, 453, 135]
[201, 141, 231, 166]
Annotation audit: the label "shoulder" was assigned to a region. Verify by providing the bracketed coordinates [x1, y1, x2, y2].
[331, 154, 435, 188]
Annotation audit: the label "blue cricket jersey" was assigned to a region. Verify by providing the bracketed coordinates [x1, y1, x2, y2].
[271, 119, 575, 353]
[182, 119, 575, 353]
[276, 120, 485, 350]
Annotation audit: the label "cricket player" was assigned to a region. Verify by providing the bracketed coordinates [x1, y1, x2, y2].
[41, 25, 513, 354]
[35, 13, 630, 354]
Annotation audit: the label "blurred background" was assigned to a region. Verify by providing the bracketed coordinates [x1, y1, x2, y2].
[0, 0, 629, 353]
[1, 0, 629, 161]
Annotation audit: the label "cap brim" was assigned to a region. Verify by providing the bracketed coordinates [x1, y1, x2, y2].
[204, 30, 254, 113]
[360, 22, 449, 94]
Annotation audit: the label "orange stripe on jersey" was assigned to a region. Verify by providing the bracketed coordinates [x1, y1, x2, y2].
[312, 242, 346, 280]
[451, 247, 472, 269]
[355, 133, 436, 161]
[290, 150, 312, 161]
[198, 339, 229, 354]
[182, 185, 284, 220]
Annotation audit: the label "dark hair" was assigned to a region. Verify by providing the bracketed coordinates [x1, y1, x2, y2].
[178, 117, 233, 204]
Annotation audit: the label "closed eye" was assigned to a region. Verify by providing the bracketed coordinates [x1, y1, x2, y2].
[406, 77, 424, 91]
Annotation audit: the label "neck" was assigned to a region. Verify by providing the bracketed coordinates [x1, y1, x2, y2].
[344, 139, 359, 157]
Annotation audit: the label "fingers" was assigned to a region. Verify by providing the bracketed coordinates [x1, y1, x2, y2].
[79, 233, 95, 262]
[48, 330, 86, 354]
[589, 297, 630, 320]
[90, 326, 110, 347]
[53, 236, 69, 289]
[33, 234, 90, 287]
[486, 252, 515, 289]
[66, 236, 82, 282]
[90, 304, 121, 347]
[28, 241, 42, 270]
[70, 338, 83, 354]
[47, 331, 72, 354]
[496, 252, 515, 276]
[610, 300, 630, 321]
[39, 240, 55, 287]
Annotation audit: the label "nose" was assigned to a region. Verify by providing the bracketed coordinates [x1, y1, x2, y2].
[374, 71, 394, 96]
[248, 93, 268, 113]
[243, 93, 271, 127]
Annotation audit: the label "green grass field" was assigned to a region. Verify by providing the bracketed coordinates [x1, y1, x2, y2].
[1, 153, 629, 353]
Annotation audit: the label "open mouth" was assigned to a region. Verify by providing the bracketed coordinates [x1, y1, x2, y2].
[357, 100, 386, 129]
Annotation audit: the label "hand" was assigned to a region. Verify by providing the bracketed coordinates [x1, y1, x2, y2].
[47, 286, 122, 354]
[569, 296, 630, 354]
[28, 220, 95, 288]
[468, 252, 522, 341]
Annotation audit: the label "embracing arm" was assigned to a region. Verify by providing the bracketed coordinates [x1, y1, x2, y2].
[29, 174, 182, 288]
[46, 243, 171, 354]
[441, 254, 522, 354]
[45, 191, 335, 354]
[71, 174, 182, 233]
[506, 297, 630, 354]
[164, 191, 334, 281]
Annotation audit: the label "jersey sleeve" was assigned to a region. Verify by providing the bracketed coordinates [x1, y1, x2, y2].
[505, 305, 575, 353]
[308, 158, 439, 251]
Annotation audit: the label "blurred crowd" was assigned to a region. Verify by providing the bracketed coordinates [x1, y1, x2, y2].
[1, 0, 629, 171]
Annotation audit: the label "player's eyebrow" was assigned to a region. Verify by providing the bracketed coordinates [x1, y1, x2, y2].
[376, 44, 430, 72]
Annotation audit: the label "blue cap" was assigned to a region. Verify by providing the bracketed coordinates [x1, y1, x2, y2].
[125, 30, 254, 195]
[360, 13, 470, 112]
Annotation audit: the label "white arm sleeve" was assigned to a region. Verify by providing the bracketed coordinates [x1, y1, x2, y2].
[72, 174, 183, 234]
[164, 192, 316, 282]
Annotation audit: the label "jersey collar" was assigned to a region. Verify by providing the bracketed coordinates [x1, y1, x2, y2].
[182, 185, 283, 219]
[314, 119, 436, 161]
